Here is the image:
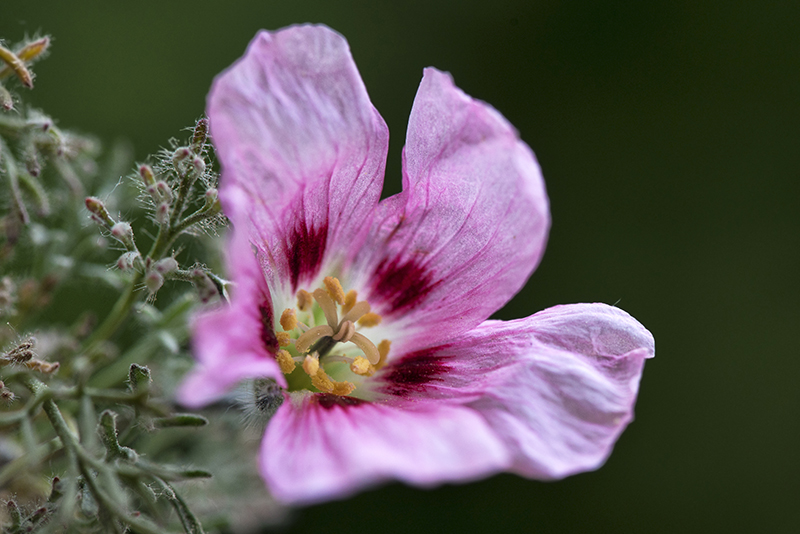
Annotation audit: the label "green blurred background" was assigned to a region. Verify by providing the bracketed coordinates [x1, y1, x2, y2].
[4, 0, 798, 532]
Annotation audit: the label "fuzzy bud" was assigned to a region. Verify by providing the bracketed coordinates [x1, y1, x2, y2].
[155, 203, 170, 226]
[16, 37, 51, 63]
[144, 271, 164, 294]
[128, 363, 151, 392]
[191, 118, 209, 155]
[138, 164, 155, 187]
[110, 222, 135, 249]
[116, 251, 142, 271]
[0, 387, 14, 404]
[0, 44, 33, 88]
[155, 181, 173, 204]
[191, 156, 206, 175]
[172, 146, 192, 172]
[0, 85, 13, 111]
[154, 257, 179, 275]
[85, 197, 115, 227]
[25, 151, 41, 177]
[192, 269, 219, 303]
[204, 188, 222, 215]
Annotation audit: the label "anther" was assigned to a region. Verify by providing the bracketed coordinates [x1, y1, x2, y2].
[302, 354, 320, 376]
[357, 312, 382, 328]
[332, 320, 355, 343]
[276, 332, 292, 347]
[280, 308, 297, 331]
[332, 381, 356, 396]
[377, 339, 391, 368]
[296, 289, 313, 312]
[311, 368, 334, 393]
[350, 356, 374, 376]
[323, 276, 345, 305]
[343, 290, 357, 314]
[276, 350, 296, 374]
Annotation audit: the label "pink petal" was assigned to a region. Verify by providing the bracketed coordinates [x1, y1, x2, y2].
[208, 24, 389, 294]
[350, 68, 550, 354]
[260, 393, 509, 505]
[177, 220, 285, 409]
[375, 303, 653, 478]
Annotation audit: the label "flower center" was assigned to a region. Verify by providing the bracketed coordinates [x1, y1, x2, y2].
[273, 277, 390, 397]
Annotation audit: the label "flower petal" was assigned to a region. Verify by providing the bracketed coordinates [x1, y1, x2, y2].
[375, 303, 653, 478]
[177, 220, 285, 409]
[208, 24, 389, 296]
[260, 392, 509, 505]
[350, 68, 550, 354]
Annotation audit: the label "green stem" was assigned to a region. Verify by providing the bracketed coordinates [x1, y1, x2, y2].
[171, 205, 213, 236]
[24, 377, 163, 534]
[80, 273, 142, 354]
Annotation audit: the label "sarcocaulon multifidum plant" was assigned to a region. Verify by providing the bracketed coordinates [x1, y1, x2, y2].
[0, 33, 240, 533]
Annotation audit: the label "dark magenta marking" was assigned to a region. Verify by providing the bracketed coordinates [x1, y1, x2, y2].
[286, 221, 328, 291]
[371, 256, 439, 315]
[381, 347, 451, 397]
[259, 302, 279, 354]
[315, 394, 367, 410]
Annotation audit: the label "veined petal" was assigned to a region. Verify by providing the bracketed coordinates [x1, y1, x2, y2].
[208, 24, 389, 297]
[375, 303, 653, 478]
[260, 392, 509, 505]
[350, 68, 549, 354]
[177, 218, 285, 408]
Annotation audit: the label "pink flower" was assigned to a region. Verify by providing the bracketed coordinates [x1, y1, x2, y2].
[178, 24, 654, 505]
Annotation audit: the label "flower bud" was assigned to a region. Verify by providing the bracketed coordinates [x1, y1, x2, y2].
[85, 196, 115, 227]
[192, 269, 219, 303]
[155, 181, 173, 204]
[191, 156, 206, 175]
[204, 188, 222, 215]
[25, 151, 41, 177]
[144, 271, 164, 294]
[154, 257, 178, 275]
[15, 37, 50, 63]
[138, 164, 155, 187]
[155, 203, 170, 225]
[128, 363, 151, 392]
[172, 146, 192, 172]
[116, 251, 142, 271]
[110, 222, 135, 249]
[0, 44, 33, 88]
[0, 85, 13, 111]
[191, 118, 209, 155]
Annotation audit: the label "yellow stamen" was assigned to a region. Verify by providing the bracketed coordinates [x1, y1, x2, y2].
[350, 356, 374, 376]
[276, 350, 296, 374]
[377, 339, 391, 368]
[295, 325, 334, 353]
[357, 312, 382, 327]
[323, 276, 346, 305]
[311, 368, 334, 393]
[303, 354, 320, 376]
[343, 290, 357, 314]
[312, 288, 339, 328]
[332, 381, 356, 396]
[280, 308, 298, 331]
[296, 289, 313, 312]
[350, 332, 380, 364]
[275, 332, 292, 347]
